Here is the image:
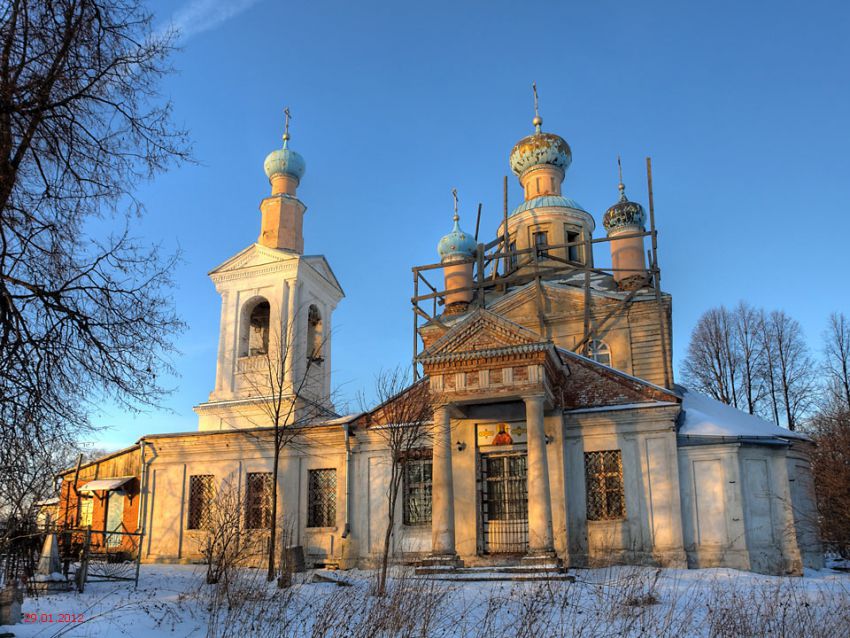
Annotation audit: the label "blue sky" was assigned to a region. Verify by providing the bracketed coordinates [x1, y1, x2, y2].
[91, 0, 850, 448]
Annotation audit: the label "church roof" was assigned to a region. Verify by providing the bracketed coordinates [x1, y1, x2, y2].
[677, 387, 809, 442]
[510, 194, 587, 217]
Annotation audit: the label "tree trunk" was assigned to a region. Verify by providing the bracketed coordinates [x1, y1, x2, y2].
[267, 438, 280, 581]
[378, 470, 401, 596]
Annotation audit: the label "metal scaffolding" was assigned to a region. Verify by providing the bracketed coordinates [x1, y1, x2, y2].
[411, 158, 671, 388]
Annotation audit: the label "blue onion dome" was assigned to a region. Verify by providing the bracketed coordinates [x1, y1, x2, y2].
[263, 135, 306, 183]
[437, 213, 477, 261]
[509, 116, 572, 178]
[603, 183, 646, 233]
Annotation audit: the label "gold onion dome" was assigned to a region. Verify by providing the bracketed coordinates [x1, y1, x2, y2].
[509, 114, 572, 178]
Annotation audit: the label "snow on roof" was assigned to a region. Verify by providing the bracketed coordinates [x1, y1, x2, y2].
[678, 387, 809, 441]
[78, 476, 135, 492]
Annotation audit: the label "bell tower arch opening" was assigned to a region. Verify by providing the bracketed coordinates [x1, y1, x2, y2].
[307, 304, 324, 363]
[241, 297, 271, 357]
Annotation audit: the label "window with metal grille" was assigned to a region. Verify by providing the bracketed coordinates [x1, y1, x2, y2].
[187, 475, 214, 530]
[588, 340, 611, 367]
[403, 453, 432, 525]
[246, 472, 273, 529]
[585, 450, 626, 521]
[307, 469, 336, 528]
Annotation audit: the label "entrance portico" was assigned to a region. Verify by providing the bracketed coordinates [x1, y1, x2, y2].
[419, 310, 567, 564]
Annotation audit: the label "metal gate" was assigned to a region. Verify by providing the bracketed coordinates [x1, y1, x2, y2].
[480, 453, 528, 554]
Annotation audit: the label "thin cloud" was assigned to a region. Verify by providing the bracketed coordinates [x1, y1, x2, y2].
[165, 0, 262, 40]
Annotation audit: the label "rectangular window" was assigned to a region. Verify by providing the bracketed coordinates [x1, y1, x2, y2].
[246, 472, 273, 529]
[307, 469, 336, 528]
[403, 452, 432, 525]
[533, 231, 549, 258]
[508, 241, 518, 271]
[78, 496, 93, 527]
[188, 475, 214, 530]
[567, 231, 582, 263]
[585, 450, 626, 521]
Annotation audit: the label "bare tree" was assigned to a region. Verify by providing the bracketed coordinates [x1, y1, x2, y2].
[195, 476, 263, 596]
[808, 406, 850, 558]
[358, 368, 435, 596]
[240, 315, 335, 583]
[0, 0, 189, 490]
[681, 307, 740, 406]
[732, 301, 765, 415]
[758, 308, 782, 424]
[763, 310, 816, 430]
[823, 312, 850, 412]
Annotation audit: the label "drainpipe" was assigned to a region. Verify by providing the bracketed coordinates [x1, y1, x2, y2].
[136, 440, 147, 532]
[134, 439, 149, 587]
[341, 423, 352, 538]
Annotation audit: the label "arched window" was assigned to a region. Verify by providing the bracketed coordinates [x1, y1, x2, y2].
[246, 300, 270, 356]
[307, 304, 323, 363]
[588, 340, 611, 367]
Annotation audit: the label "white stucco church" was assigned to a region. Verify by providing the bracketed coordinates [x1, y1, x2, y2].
[58, 106, 823, 576]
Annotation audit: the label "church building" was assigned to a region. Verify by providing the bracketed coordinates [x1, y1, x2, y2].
[55, 103, 822, 576]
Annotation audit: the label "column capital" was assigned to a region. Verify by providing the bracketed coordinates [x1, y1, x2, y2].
[521, 392, 546, 402]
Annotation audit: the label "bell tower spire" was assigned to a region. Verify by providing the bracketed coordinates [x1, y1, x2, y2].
[259, 107, 307, 253]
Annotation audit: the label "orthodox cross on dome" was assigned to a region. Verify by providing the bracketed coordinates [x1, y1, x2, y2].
[617, 155, 626, 199]
[282, 106, 292, 146]
[451, 188, 459, 222]
[532, 81, 542, 133]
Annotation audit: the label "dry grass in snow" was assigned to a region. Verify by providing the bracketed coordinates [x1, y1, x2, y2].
[6, 563, 850, 637]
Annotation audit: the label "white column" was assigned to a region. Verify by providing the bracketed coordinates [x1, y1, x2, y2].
[525, 394, 554, 555]
[214, 291, 229, 393]
[431, 404, 456, 557]
[284, 280, 298, 393]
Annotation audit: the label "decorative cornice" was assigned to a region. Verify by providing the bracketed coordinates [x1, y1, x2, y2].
[419, 342, 550, 365]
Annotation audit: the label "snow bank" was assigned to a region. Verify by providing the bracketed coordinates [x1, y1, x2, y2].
[678, 388, 809, 441]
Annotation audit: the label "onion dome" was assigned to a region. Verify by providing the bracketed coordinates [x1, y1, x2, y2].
[509, 114, 572, 178]
[602, 182, 646, 233]
[263, 132, 306, 183]
[437, 213, 477, 262]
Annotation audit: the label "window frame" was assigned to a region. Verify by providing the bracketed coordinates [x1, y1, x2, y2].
[588, 339, 612, 367]
[307, 468, 337, 528]
[245, 472, 273, 530]
[187, 474, 215, 531]
[402, 451, 433, 526]
[584, 450, 626, 521]
[78, 495, 93, 527]
[532, 230, 549, 259]
[565, 229, 583, 264]
[508, 240, 518, 271]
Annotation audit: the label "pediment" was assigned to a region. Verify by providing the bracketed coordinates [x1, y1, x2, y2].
[421, 309, 546, 359]
[303, 255, 345, 296]
[209, 243, 296, 276]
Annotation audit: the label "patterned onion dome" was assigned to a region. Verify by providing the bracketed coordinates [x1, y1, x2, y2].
[264, 139, 306, 183]
[602, 184, 646, 233]
[509, 130, 572, 178]
[437, 214, 477, 261]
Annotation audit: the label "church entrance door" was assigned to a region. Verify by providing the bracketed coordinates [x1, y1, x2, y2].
[480, 452, 528, 554]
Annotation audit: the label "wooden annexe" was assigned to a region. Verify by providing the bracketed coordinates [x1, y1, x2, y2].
[56, 445, 142, 556]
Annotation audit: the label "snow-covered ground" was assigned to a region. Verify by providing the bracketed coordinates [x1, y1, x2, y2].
[6, 563, 850, 637]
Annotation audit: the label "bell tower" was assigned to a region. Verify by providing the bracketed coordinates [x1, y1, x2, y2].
[194, 112, 345, 431]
